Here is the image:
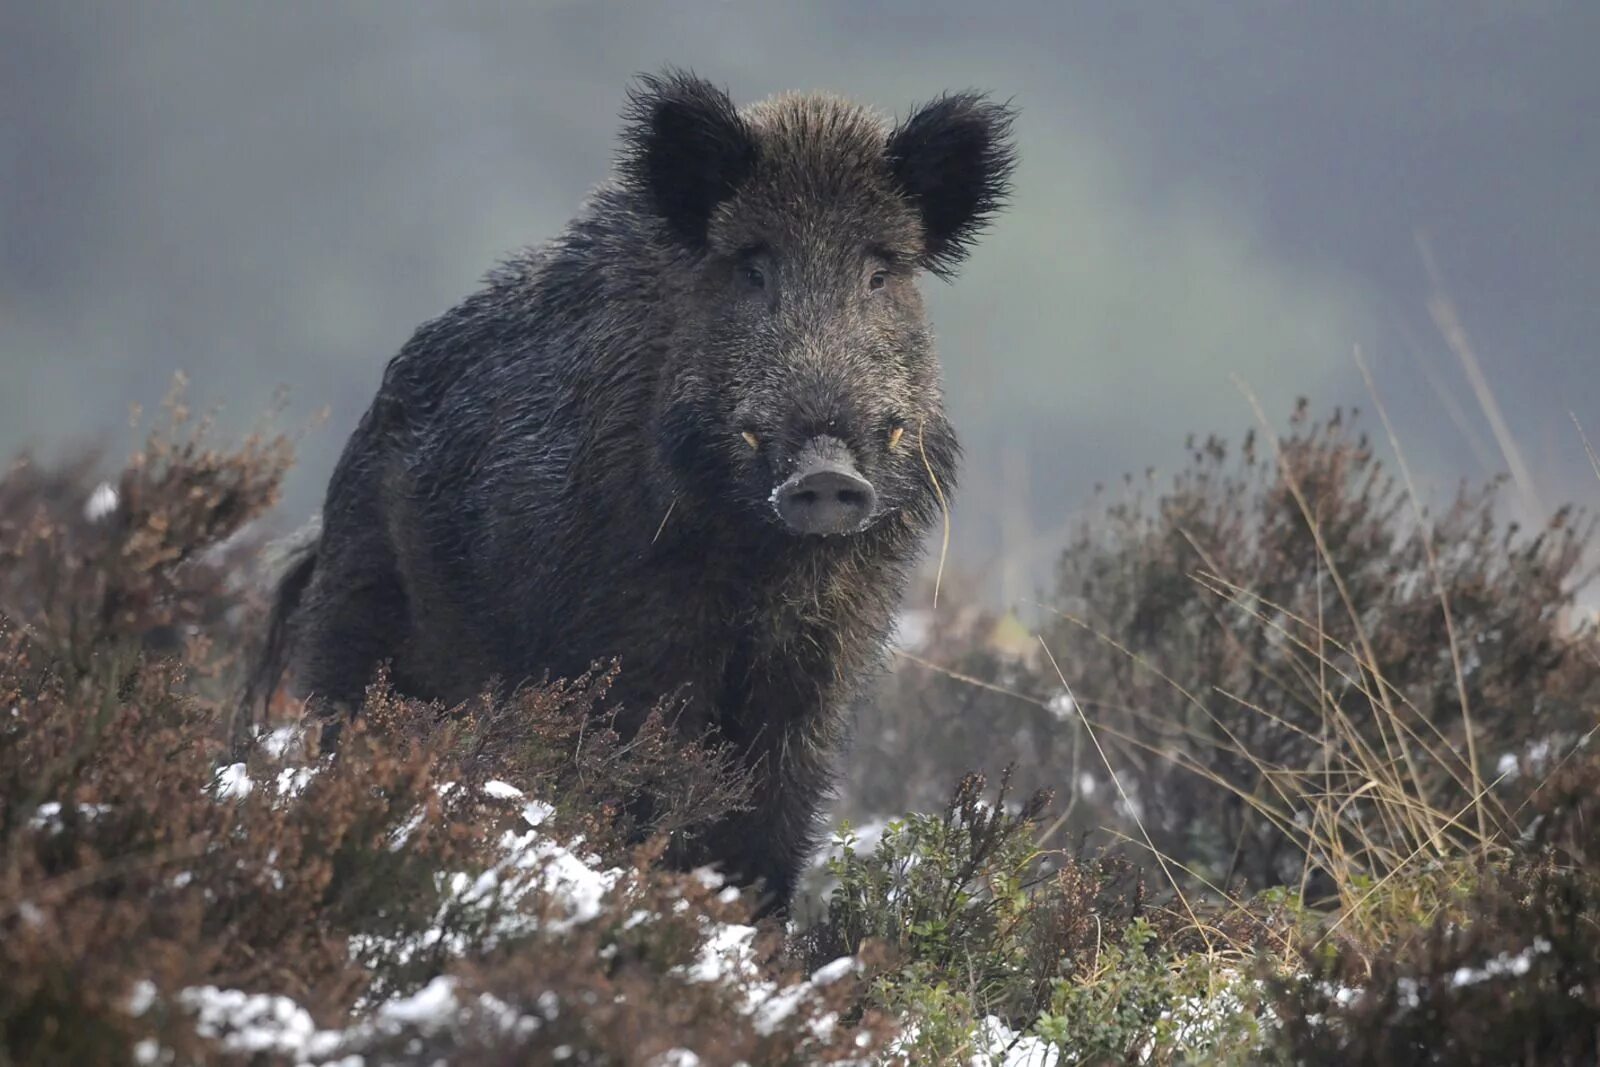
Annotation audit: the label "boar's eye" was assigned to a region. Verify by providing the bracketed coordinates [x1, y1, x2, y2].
[743, 265, 766, 290]
[868, 269, 888, 291]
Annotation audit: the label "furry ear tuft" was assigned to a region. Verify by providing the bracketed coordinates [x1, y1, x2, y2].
[886, 93, 1018, 277]
[620, 69, 759, 248]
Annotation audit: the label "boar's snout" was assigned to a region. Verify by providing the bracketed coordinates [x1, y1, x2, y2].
[772, 436, 877, 536]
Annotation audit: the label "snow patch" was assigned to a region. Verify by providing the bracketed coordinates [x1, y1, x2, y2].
[968, 1015, 1060, 1066]
[84, 482, 120, 522]
[30, 800, 111, 830]
[685, 923, 759, 984]
[1047, 691, 1077, 721]
[372, 975, 460, 1032]
[134, 977, 542, 1064]
[180, 986, 344, 1060]
[276, 766, 315, 797]
[213, 763, 253, 799]
[648, 1050, 702, 1067]
[891, 608, 933, 652]
[259, 726, 301, 759]
[1450, 937, 1552, 988]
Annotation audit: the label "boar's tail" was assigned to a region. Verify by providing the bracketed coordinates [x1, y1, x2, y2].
[234, 515, 321, 755]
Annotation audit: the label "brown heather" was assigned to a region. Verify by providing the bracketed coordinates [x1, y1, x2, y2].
[0, 398, 890, 1065]
[3, 390, 1597, 1064]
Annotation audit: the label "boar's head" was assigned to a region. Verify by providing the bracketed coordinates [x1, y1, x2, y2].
[623, 70, 1015, 541]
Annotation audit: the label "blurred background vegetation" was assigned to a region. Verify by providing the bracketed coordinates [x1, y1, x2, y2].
[4, 2, 1598, 605]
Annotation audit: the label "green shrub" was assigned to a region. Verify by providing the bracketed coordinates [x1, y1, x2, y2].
[804, 771, 1279, 1064]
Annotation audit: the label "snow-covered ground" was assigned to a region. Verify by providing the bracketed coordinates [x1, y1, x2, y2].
[118, 757, 866, 1065]
[109, 740, 1563, 1063]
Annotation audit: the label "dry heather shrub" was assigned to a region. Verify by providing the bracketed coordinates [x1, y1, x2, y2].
[0, 384, 291, 734]
[0, 409, 890, 1065]
[392, 664, 753, 859]
[1042, 402, 1599, 890]
[0, 618, 517, 1059]
[1269, 744, 1600, 1066]
[843, 404, 1598, 898]
[1, 617, 874, 1064]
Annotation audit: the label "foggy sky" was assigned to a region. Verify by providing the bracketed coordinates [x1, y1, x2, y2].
[3, 2, 1596, 603]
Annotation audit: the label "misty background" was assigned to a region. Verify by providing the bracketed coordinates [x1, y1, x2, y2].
[3, 2, 1596, 607]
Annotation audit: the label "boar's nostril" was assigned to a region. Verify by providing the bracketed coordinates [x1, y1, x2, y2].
[836, 485, 871, 509]
[775, 466, 878, 536]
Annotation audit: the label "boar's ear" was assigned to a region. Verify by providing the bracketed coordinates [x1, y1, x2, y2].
[886, 93, 1018, 277]
[621, 69, 759, 248]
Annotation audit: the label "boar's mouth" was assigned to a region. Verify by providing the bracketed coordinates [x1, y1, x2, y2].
[769, 436, 878, 537]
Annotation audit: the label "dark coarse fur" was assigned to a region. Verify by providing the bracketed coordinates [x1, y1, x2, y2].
[257, 69, 1016, 910]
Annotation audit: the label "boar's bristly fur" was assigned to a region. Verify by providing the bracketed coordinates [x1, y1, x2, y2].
[259, 69, 1016, 911]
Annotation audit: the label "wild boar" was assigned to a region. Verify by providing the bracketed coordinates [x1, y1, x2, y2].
[257, 69, 1016, 909]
